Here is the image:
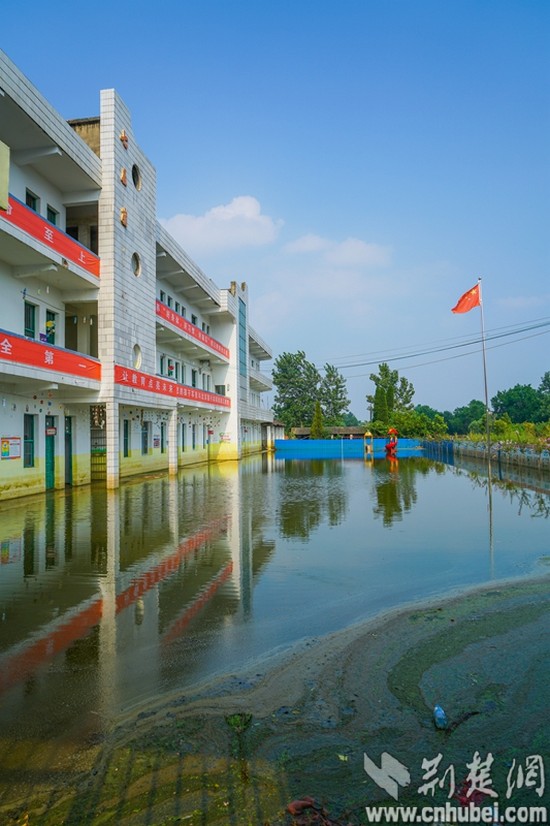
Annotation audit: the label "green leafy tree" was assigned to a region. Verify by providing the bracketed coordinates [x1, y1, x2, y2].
[415, 404, 440, 420]
[318, 364, 350, 426]
[342, 411, 361, 426]
[443, 400, 485, 434]
[310, 400, 326, 439]
[491, 384, 542, 423]
[272, 351, 321, 432]
[373, 383, 389, 424]
[538, 372, 550, 421]
[367, 363, 415, 422]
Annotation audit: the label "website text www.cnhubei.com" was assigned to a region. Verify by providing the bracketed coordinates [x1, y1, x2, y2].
[363, 802, 547, 824]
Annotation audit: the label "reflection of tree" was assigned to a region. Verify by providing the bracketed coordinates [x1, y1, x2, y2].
[463, 468, 550, 519]
[372, 458, 430, 526]
[278, 460, 348, 539]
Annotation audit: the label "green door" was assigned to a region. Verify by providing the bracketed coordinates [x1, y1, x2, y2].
[45, 416, 56, 490]
[65, 417, 73, 485]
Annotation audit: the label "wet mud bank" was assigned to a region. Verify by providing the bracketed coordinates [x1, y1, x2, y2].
[4, 575, 549, 825]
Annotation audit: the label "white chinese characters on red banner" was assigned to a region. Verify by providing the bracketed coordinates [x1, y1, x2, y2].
[155, 301, 230, 359]
[114, 365, 231, 407]
[0, 331, 101, 379]
[1, 196, 100, 277]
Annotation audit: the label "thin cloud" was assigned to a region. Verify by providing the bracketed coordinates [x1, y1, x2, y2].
[285, 233, 391, 268]
[498, 295, 548, 310]
[160, 196, 283, 255]
[284, 233, 331, 253]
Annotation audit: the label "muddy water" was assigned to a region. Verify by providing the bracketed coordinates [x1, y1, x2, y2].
[0, 453, 548, 817]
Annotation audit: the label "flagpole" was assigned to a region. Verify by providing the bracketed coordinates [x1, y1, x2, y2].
[477, 277, 494, 576]
[477, 277, 491, 453]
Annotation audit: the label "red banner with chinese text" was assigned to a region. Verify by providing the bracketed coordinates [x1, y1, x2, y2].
[1, 196, 100, 277]
[155, 301, 230, 359]
[114, 365, 231, 407]
[0, 330, 101, 380]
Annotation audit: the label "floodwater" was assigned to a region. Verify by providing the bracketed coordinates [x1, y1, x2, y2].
[0, 453, 548, 767]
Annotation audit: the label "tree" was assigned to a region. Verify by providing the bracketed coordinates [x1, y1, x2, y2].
[443, 400, 485, 434]
[319, 363, 350, 425]
[538, 372, 550, 421]
[310, 400, 326, 439]
[272, 351, 321, 432]
[491, 384, 542, 423]
[342, 411, 361, 426]
[367, 363, 415, 422]
[272, 352, 351, 433]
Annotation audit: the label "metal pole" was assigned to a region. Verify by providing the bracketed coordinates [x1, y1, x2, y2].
[478, 278, 491, 453]
[478, 277, 494, 576]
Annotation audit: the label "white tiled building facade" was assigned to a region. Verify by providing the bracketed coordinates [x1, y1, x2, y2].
[0, 50, 279, 501]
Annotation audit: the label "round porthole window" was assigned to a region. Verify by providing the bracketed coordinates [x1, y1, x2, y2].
[131, 252, 141, 276]
[132, 344, 142, 370]
[132, 164, 142, 191]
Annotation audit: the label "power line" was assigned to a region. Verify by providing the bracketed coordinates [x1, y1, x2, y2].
[342, 327, 550, 381]
[324, 317, 550, 371]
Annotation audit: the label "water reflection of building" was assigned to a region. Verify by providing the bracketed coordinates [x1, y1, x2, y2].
[0, 461, 275, 729]
[0, 50, 281, 503]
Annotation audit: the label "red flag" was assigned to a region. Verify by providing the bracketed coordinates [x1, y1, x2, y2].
[451, 284, 480, 314]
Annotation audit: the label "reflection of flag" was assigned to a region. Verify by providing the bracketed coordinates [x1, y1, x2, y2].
[451, 284, 480, 314]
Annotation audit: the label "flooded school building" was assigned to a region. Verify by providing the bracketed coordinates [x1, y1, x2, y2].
[0, 49, 282, 502]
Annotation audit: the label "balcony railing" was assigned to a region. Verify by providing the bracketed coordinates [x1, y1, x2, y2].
[1, 195, 100, 277]
[156, 301, 229, 359]
[0, 328, 101, 380]
[114, 365, 231, 408]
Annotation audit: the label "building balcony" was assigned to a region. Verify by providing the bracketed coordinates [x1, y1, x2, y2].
[239, 399, 274, 423]
[0, 327, 101, 392]
[0, 196, 100, 291]
[248, 325, 272, 361]
[249, 366, 272, 392]
[155, 301, 230, 362]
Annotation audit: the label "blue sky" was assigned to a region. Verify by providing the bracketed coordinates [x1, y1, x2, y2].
[2, 0, 549, 418]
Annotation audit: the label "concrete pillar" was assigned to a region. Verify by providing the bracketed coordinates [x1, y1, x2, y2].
[168, 407, 178, 476]
[106, 400, 120, 489]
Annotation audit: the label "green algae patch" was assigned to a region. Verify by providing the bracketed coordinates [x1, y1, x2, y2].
[3, 577, 548, 825]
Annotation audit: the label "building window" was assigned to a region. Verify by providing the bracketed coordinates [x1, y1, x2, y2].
[167, 295, 173, 308]
[180, 364, 186, 385]
[160, 422, 166, 454]
[160, 290, 166, 304]
[203, 425, 208, 448]
[141, 422, 149, 455]
[90, 225, 98, 254]
[66, 226, 78, 241]
[23, 414, 35, 467]
[191, 314, 197, 326]
[180, 306, 186, 318]
[46, 205, 58, 225]
[123, 419, 130, 457]
[45, 310, 56, 344]
[191, 424, 197, 450]
[25, 189, 39, 212]
[215, 384, 226, 396]
[181, 422, 186, 452]
[238, 297, 247, 378]
[175, 301, 180, 314]
[191, 369, 198, 388]
[24, 302, 36, 338]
